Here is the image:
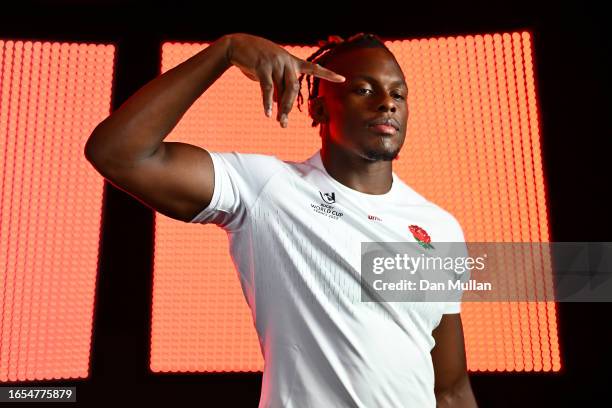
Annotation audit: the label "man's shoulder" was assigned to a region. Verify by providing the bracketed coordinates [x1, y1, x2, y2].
[393, 176, 464, 235]
[422, 200, 465, 241]
[212, 150, 290, 175]
[392, 175, 431, 206]
[215, 150, 285, 165]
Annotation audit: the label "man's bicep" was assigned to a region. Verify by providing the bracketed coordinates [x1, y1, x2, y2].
[431, 313, 468, 394]
[95, 141, 217, 222]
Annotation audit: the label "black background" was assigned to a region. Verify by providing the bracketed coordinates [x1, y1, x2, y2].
[1, 1, 610, 406]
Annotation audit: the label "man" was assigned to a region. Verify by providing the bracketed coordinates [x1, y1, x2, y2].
[85, 32, 477, 407]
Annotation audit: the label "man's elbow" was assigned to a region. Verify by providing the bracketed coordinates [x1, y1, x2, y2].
[84, 131, 105, 164]
[84, 141, 96, 163]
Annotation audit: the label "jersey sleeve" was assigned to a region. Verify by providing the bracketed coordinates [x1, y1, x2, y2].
[188, 150, 285, 231]
[442, 220, 470, 314]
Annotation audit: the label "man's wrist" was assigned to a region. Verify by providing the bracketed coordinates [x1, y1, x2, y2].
[219, 33, 234, 69]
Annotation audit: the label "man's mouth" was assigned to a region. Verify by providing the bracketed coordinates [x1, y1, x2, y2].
[368, 124, 397, 135]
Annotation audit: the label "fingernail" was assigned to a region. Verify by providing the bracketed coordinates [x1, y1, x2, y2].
[266, 107, 272, 117]
[281, 114, 288, 127]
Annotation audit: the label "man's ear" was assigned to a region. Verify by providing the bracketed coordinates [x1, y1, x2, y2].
[308, 97, 328, 126]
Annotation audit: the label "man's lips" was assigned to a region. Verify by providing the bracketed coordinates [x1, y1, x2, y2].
[368, 124, 397, 134]
[366, 116, 401, 134]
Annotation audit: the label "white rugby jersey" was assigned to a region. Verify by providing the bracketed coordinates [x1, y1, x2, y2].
[189, 149, 467, 408]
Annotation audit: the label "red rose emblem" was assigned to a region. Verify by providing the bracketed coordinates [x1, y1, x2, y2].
[409, 225, 434, 249]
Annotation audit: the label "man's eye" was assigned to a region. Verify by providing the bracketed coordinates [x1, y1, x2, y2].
[393, 94, 406, 100]
[356, 88, 372, 95]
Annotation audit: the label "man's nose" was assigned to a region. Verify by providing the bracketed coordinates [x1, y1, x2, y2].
[377, 96, 397, 112]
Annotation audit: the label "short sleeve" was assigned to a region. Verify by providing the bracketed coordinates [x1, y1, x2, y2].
[442, 220, 470, 314]
[442, 300, 462, 314]
[188, 150, 285, 231]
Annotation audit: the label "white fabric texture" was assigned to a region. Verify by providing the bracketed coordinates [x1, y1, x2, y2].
[190, 149, 468, 408]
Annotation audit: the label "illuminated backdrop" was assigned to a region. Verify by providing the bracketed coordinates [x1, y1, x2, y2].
[154, 32, 560, 373]
[0, 40, 115, 381]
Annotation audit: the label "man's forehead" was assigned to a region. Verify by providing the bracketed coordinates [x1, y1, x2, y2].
[350, 73, 407, 88]
[324, 48, 405, 84]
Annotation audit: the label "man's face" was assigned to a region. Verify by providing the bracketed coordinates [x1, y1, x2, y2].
[317, 47, 409, 161]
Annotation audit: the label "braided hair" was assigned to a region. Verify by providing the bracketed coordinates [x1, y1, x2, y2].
[297, 33, 394, 127]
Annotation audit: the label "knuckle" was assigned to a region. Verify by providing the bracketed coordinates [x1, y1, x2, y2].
[271, 57, 283, 72]
[254, 58, 265, 72]
[256, 60, 270, 74]
[273, 54, 284, 68]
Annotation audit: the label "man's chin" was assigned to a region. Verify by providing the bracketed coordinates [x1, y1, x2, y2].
[363, 147, 401, 162]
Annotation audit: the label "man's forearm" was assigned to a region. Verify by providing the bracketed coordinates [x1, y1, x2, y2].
[84, 34, 233, 164]
[436, 374, 478, 408]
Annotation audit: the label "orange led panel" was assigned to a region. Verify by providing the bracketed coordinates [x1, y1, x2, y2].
[0, 40, 115, 381]
[153, 32, 560, 373]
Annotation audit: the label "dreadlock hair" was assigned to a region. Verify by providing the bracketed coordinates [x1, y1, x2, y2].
[296, 33, 394, 128]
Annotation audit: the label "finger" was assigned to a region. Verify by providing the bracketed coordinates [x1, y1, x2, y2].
[258, 66, 274, 117]
[278, 65, 300, 128]
[271, 65, 284, 124]
[298, 60, 346, 83]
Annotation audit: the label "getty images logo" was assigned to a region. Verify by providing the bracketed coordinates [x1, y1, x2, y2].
[319, 191, 336, 204]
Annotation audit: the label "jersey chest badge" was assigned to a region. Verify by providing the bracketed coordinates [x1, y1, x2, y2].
[311, 191, 344, 220]
[319, 191, 336, 204]
[409, 224, 435, 249]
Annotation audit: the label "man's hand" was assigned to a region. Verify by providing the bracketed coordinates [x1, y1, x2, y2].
[227, 33, 346, 128]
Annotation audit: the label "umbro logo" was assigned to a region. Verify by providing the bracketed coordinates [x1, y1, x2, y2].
[319, 191, 336, 204]
[368, 214, 382, 222]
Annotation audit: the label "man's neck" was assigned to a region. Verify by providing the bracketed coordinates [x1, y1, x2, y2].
[320, 142, 393, 195]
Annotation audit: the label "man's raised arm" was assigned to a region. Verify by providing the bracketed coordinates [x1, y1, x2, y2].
[84, 34, 233, 222]
[84, 33, 345, 222]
